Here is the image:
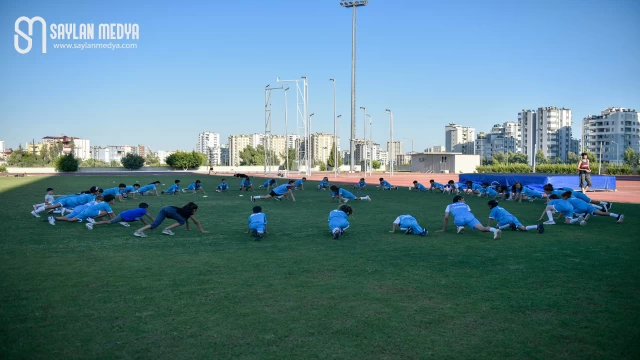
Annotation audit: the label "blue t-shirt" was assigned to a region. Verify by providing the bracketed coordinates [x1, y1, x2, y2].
[469, 183, 483, 191]
[272, 184, 291, 195]
[71, 193, 95, 206]
[102, 187, 120, 196]
[319, 179, 329, 187]
[380, 180, 391, 188]
[356, 181, 366, 187]
[548, 199, 574, 216]
[338, 188, 355, 198]
[445, 202, 474, 219]
[294, 179, 304, 187]
[217, 183, 229, 190]
[120, 186, 135, 194]
[414, 183, 427, 191]
[120, 208, 148, 221]
[431, 182, 444, 188]
[489, 206, 514, 223]
[241, 179, 252, 186]
[188, 182, 202, 190]
[328, 209, 349, 224]
[137, 184, 156, 193]
[248, 212, 267, 226]
[167, 184, 180, 192]
[567, 198, 590, 214]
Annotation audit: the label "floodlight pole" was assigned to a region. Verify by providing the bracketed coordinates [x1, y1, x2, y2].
[330, 78, 338, 178]
[284, 87, 290, 176]
[367, 114, 372, 175]
[264, 84, 283, 175]
[386, 109, 394, 176]
[341, 0, 368, 173]
[360, 106, 367, 177]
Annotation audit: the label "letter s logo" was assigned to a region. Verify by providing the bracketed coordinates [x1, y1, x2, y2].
[14, 16, 47, 54]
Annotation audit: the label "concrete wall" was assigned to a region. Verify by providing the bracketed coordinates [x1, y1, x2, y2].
[6, 166, 211, 174]
[410, 154, 480, 173]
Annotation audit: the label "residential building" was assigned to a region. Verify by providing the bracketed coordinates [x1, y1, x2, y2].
[0, 140, 4, 153]
[519, 107, 574, 164]
[310, 133, 335, 165]
[197, 132, 222, 165]
[341, 150, 350, 165]
[219, 144, 229, 166]
[386, 141, 403, 161]
[445, 124, 475, 154]
[264, 135, 287, 165]
[228, 135, 252, 167]
[378, 150, 388, 165]
[42, 136, 91, 160]
[396, 154, 412, 165]
[286, 134, 300, 150]
[475, 123, 518, 160]
[155, 150, 175, 164]
[583, 107, 639, 164]
[424, 145, 446, 153]
[503, 121, 521, 152]
[91, 146, 132, 163]
[251, 133, 265, 149]
[134, 145, 150, 158]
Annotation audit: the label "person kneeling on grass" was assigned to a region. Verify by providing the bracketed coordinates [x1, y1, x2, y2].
[329, 185, 371, 203]
[328, 204, 353, 240]
[379, 178, 398, 190]
[354, 178, 367, 190]
[48, 195, 116, 225]
[185, 180, 206, 194]
[294, 177, 306, 190]
[538, 193, 584, 226]
[216, 179, 229, 193]
[259, 179, 277, 191]
[436, 195, 502, 239]
[86, 202, 155, 230]
[251, 180, 296, 202]
[410, 180, 428, 192]
[248, 206, 268, 240]
[487, 200, 544, 233]
[161, 180, 181, 195]
[389, 215, 427, 236]
[133, 202, 206, 237]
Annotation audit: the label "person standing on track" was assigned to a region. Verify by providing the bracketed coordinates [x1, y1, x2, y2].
[578, 152, 593, 193]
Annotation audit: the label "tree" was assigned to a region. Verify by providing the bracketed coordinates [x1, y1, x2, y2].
[145, 153, 161, 166]
[81, 159, 109, 167]
[624, 147, 637, 166]
[567, 152, 580, 164]
[280, 148, 297, 170]
[508, 152, 528, 164]
[327, 143, 343, 168]
[40, 145, 50, 164]
[190, 151, 207, 167]
[165, 151, 206, 170]
[121, 153, 145, 170]
[372, 160, 381, 170]
[68, 138, 76, 154]
[54, 154, 79, 172]
[317, 161, 327, 171]
[110, 160, 121, 167]
[492, 152, 507, 164]
[535, 150, 547, 164]
[584, 151, 597, 163]
[239, 145, 275, 166]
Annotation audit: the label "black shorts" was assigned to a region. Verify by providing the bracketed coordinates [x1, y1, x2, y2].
[270, 190, 279, 197]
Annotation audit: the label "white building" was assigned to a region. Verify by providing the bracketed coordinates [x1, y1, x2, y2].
[155, 150, 175, 165]
[91, 146, 132, 163]
[410, 153, 481, 174]
[475, 123, 519, 161]
[519, 107, 574, 165]
[0, 140, 4, 153]
[251, 133, 265, 149]
[228, 135, 252, 166]
[583, 107, 639, 165]
[197, 132, 223, 166]
[286, 134, 300, 150]
[311, 133, 335, 165]
[219, 144, 229, 166]
[503, 121, 521, 152]
[378, 150, 388, 165]
[445, 124, 475, 154]
[425, 145, 446, 153]
[42, 136, 91, 160]
[386, 141, 403, 163]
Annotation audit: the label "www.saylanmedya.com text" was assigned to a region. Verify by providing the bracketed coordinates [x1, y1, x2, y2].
[52, 42, 138, 50]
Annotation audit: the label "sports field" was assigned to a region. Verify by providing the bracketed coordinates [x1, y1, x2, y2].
[1, 175, 639, 359]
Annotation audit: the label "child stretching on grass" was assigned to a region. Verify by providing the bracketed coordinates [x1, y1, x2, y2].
[86, 202, 155, 229]
[32, 187, 100, 217]
[436, 195, 502, 239]
[538, 194, 584, 226]
[251, 180, 296, 202]
[318, 177, 330, 190]
[464, 181, 483, 196]
[329, 185, 371, 203]
[259, 179, 277, 191]
[410, 181, 428, 192]
[135, 181, 161, 197]
[216, 179, 229, 193]
[353, 178, 367, 190]
[134, 202, 206, 237]
[294, 177, 306, 190]
[564, 191, 624, 224]
[389, 215, 428, 236]
[48, 195, 115, 225]
[247, 206, 268, 240]
[429, 179, 445, 193]
[185, 180, 206, 194]
[487, 200, 544, 233]
[328, 204, 353, 240]
[379, 178, 398, 190]
[161, 180, 181, 195]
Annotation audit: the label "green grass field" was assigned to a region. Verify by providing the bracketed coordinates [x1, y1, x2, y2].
[1, 175, 639, 359]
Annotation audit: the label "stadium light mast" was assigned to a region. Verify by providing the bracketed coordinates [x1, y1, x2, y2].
[330, 78, 338, 178]
[340, 0, 368, 173]
[366, 113, 372, 176]
[265, 84, 283, 175]
[360, 106, 367, 177]
[386, 109, 394, 176]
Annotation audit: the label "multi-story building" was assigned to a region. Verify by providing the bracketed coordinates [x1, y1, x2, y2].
[251, 133, 265, 149]
[310, 133, 335, 165]
[42, 136, 91, 160]
[503, 122, 521, 152]
[0, 140, 4, 153]
[396, 154, 412, 165]
[519, 107, 574, 164]
[219, 144, 229, 166]
[155, 150, 175, 165]
[378, 150, 388, 165]
[134, 145, 150, 158]
[228, 135, 252, 166]
[264, 135, 287, 165]
[583, 107, 639, 164]
[197, 132, 222, 165]
[425, 145, 446, 153]
[91, 145, 135, 163]
[286, 135, 300, 150]
[475, 123, 519, 161]
[386, 141, 403, 161]
[445, 124, 475, 154]
[354, 140, 379, 166]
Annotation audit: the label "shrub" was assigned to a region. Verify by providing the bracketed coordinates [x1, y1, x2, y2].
[372, 160, 381, 170]
[54, 154, 79, 172]
[0, 165, 7, 173]
[604, 164, 633, 175]
[476, 164, 532, 173]
[120, 153, 145, 170]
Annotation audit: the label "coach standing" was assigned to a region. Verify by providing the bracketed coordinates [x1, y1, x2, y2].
[578, 152, 592, 193]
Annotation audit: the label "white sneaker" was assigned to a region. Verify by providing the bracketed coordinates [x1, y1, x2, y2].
[133, 231, 147, 238]
[48, 216, 55, 226]
[119, 222, 130, 227]
[86, 223, 93, 230]
[493, 229, 502, 240]
[617, 214, 624, 223]
[60, 208, 66, 216]
[584, 213, 591, 221]
[457, 226, 465, 234]
[366, 196, 372, 201]
[162, 229, 175, 236]
[31, 210, 40, 218]
[86, 217, 95, 224]
[543, 220, 556, 225]
[342, 199, 349, 203]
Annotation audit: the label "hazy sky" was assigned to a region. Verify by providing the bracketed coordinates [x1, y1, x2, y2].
[1, 0, 639, 153]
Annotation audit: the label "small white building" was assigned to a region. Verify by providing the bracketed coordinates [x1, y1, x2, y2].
[410, 152, 481, 174]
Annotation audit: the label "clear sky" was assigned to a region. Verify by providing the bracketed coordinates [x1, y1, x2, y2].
[1, 0, 639, 153]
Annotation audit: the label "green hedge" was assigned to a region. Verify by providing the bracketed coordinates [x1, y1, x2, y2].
[0, 165, 7, 173]
[604, 164, 633, 175]
[476, 163, 601, 174]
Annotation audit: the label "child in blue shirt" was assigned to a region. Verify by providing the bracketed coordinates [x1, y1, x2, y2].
[436, 195, 502, 239]
[564, 191, 624, 224]
[464, 181, 484, 196]
[480, 183, 498, 198]
[251, 180, 296, 202]
[539, 193, 583, 225]
[134, 181, 161, 197]
[216, 179, 229, 192]
[318, 177, 330, 190]
[86, 202, 155, 229]
[429, 179, 445, 193]
[378, 178, 398, 190]
[260, 179, 277, 191]
[329, 185, 371, 203]
[186, 180, 206, 194]
[353, 178, 367, 190]
[487, 200, 544, 233]
[389, 215, 427, 236]
[411, 180, 428, 192]
[328, 204, 353, 240]
[162, 180, 181, 195]
[48, 195, 116, 225]
[240, 177, 253, 192]
[294, 177, 306, 190]
[247, 206, 268, 240]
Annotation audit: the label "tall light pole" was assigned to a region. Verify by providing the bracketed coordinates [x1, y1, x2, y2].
[265, 84, 283, 174]
[309, 113, 315, 173]
[277, 76, 307, 173]
[340, 0, 368, 173]
[360, 106, 367, 177]
[386, 109, 394, 176]
[366, 114, 372, 176]
[403, 137, 414, 153]
[330, 78, 338, 178]
[284, 87, 290, 175]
